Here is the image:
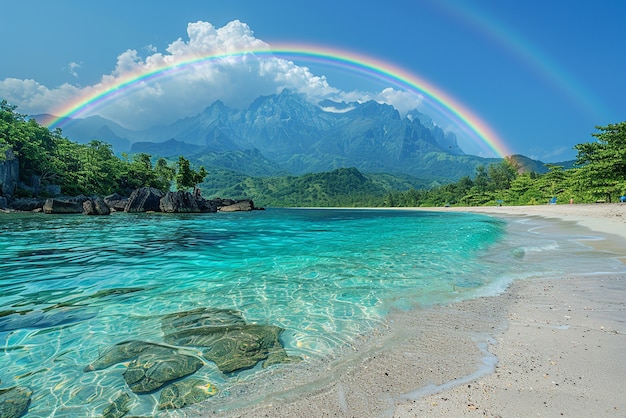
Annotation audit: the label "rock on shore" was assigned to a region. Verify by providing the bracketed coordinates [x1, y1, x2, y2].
[3, 187, 259, 214]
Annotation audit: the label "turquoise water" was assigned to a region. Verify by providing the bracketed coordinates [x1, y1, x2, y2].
[1, 208, 624, 416]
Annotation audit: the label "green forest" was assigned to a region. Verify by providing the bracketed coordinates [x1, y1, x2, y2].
[1, 100, 206, 197]
[1, 99, 624, 207]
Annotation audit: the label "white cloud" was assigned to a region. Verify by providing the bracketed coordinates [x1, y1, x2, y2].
[66, 62, 82, 78]
[0, 78, 80, 115]
[0, 19, 425, 130]
[374, 88, 423, 115]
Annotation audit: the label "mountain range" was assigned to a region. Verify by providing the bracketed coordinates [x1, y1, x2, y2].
[35, 89, 571, 182]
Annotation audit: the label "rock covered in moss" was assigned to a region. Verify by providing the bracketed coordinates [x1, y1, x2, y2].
[123, 352, 204, 393]
[158, 378, 218, 410]
[101, 392, 131, 418]
[0, 386, 32, 418]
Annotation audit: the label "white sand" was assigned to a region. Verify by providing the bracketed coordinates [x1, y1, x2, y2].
[195, 204, 626, 417]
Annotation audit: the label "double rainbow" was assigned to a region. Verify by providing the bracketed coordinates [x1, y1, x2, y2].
[45, 44, 510, 157]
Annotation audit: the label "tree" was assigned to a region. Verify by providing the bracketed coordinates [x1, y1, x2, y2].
[1, 100, 62, 184]
[175, 156, 207, 191]
[487, 160, 517, 191]
[154, 158, 175, 191]
[574, 122, 626, 202]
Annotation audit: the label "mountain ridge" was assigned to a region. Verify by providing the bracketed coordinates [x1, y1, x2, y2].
[33, 89, 573, 182]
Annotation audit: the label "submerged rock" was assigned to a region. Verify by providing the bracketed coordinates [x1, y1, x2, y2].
[158, 378, 218, 410]
[84, 340, 171, 372]
[123, 351, 204, 393]
[0, 386, 32, 418]
[166, 323, 300, 374]
[161, 307, 246, 337]
[162, 308, 302, 373]
[82, 307, 300, 413]
[101, 392, 132, 418]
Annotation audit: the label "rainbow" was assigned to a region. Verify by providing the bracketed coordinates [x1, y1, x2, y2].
[433, 1, 608, 119]
[45, 44, 511, 157]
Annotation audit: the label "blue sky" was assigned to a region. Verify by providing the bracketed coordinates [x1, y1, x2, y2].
[1, 0, 624, 161]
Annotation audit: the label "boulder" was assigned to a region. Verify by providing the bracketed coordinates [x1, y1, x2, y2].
[104, 193, 128, 212]
[10, 198, 45, 211]
[213, 198, 236, 207]
[166, 323, 300, 374]
[158, 378, 218, 410]
[217, 199, 255, 212]
[124, 187, 164, 213]
[123, 351, 204, 393]
[83, 197, 111, 215]
[0, 386, 32, 418]
[84, 340, 169, 372]
[161, 308, 246, 336]
[161, 308, 302, 374]
[101, 392, 131, 418]
[197, 198, 219, 213]
[43, 198, 83, 214]
[159, 191, 201, 213]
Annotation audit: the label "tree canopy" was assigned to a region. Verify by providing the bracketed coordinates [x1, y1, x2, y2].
[0, 100, 206, 197]
[574, 122, 626, 202]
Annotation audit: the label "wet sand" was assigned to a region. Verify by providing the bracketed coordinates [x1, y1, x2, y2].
[195, 204, 626, 417]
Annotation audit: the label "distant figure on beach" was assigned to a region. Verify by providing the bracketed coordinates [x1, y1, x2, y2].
[620, 195, 626, 203]
[569, 198, 574, 204]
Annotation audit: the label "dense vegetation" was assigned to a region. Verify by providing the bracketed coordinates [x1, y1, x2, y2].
[385, 122, 626, 207]
[1, 100, 206, 197]
[201, 122, 626, 207]
[2, 99, 624, 207]
[202, 167, 390, 207]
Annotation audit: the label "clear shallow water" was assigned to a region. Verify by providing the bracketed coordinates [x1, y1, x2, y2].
[0, 208, 624, 416]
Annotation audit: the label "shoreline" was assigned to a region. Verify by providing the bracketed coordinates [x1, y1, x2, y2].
[198, 204, 626, 417]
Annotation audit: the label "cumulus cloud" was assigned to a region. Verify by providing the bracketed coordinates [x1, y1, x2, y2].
[0, 78, 80, 115]
[0, 19, 425, 130]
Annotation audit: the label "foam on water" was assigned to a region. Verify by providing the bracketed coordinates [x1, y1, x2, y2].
[0, 208, 624, 416]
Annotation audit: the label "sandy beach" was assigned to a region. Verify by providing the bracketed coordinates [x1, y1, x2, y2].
[196, 204, 626, 418]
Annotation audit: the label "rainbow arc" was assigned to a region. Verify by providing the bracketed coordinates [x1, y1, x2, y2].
[45, 44, 511, 157]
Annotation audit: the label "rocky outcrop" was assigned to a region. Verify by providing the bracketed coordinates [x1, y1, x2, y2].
[43, 198, 84, 214]
[3, 186, 257, 214]
[0, 148, 19, 198]
[197, 198, 219, 213]
[124, 187, 164, 213]
[83, 197, 111, 215]
[159, 191, 201, 213]
[217, 199, 255, 212]
[104, 193, 128, 212]
[156, 192, 257, 213]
